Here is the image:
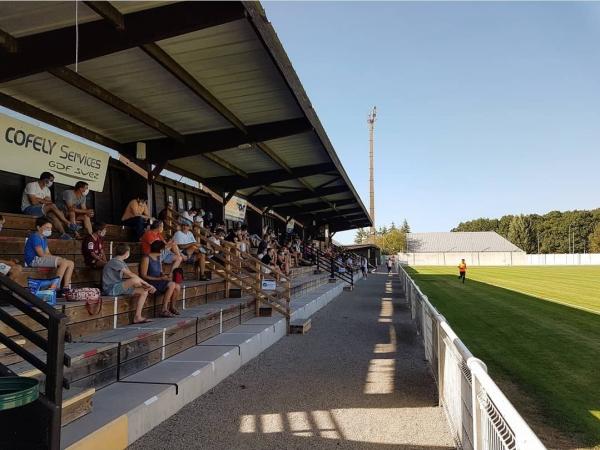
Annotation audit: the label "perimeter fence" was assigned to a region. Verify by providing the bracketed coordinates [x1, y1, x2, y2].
[397, 264, 546, 450]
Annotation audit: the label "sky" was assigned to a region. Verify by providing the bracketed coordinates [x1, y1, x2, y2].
[263, 1, 600, 244]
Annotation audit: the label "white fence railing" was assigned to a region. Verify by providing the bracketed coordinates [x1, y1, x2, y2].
[397, 265, 546, 450]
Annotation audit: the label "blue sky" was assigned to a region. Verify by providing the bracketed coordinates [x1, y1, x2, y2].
[264, 1, 600, 244]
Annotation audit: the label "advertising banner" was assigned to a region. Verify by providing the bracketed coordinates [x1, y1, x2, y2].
[0, 112, 110, 191]
[224, 195, 247, 221]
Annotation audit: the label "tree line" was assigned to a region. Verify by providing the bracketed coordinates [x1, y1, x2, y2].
[354, 219, 410, 255]
[452, 209, 600, 254]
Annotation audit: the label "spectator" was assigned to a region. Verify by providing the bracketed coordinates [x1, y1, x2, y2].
[24, 216, 74, 291]
[172, 222, 208, 281]
[277, 250, 290, 276]
[257, 234, 269, 255]
[82, 222, 108, 269]
[140, 240, 181, 317]
[102, 243, 156, 324]
[0, 215, 23, 281]
[140, 221, 183, 273]
[63, 181, 94, 235]
[261, 247, 283, 280]
[203, 211, 214, 230]
[194, 209, 205, 228]
[360, 256, 368, 278]
[21, 172, 75, 240]
[122, 193, 151, 241]
[157, 200, 179, 235]
[180, 207, 197, 226]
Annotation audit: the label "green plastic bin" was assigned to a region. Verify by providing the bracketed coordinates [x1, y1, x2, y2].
[0, 377, 39, 411]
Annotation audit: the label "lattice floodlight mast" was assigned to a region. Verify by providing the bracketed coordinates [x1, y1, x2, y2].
[367, 106, 377, 238]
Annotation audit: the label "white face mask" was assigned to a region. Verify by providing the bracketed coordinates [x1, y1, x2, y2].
[83, 189, 90, 196]
[42, 229, 52, 237]
[46, 180, 53, 188]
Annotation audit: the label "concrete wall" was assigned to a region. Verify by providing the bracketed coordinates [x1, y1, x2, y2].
[397, 251, 528, 266]
[527, 253, 600, 265]
[398, 251, 600, 266]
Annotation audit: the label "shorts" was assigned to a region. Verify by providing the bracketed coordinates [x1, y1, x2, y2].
[148, 279, 170, 294]
[160, 249, 176, 264]
[29, 256, 60, 268]
[0, 263, 11, 276]
[106, 281, 135, 297]
[23, 205, 45, 217]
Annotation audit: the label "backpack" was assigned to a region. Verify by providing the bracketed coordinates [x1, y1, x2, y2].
[65, 287, 103, 316]
[172, 268, 184, 284]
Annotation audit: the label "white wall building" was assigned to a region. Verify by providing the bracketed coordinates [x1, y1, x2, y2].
[398, 231, 527, 266]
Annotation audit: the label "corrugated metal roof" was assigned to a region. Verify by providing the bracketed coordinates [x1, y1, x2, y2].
[0, 1, 371, 231]
[407, 232, 524, 253]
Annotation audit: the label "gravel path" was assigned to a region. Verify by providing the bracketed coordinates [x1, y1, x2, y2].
[130, 270, 455, 450]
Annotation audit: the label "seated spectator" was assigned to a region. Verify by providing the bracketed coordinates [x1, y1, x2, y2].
[194, 209, 205, 228]
[102, 243, 156, 324]
[172, 222, 208, 281]
[261, 247, 283, 280]
[157, 200, 179, 235]
[62, 181, 94, 236]
[0, 215, 23, 281]
[22, 172, 75, 240]
[257, 234, 269, 256]
[180, 207, 197, 226]
[277, 250, 290, 276]
[24, 216, 74, 291]
[203, 211, 214, 230]
[208, 228, 226, 262]
[122, 193, 151, 241]
[140, 241, 181, 317]
[82, 222, 107, 269]
[140, 221, 183, 273]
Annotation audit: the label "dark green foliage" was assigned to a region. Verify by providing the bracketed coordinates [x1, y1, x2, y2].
[453, 209, 600, 253]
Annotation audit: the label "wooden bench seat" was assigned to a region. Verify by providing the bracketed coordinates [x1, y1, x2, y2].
[0, 212, 135, 241]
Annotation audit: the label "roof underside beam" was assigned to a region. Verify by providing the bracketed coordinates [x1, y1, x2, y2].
[297, 208, 364, 221]
[250, 185, 349, 207]
[276, 199, 356, 216]
[122, 117, 313, 162]
[0, 2, 247, 83]
[207, 162, 335, 190]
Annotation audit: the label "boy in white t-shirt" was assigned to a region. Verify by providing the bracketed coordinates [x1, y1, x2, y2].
[21, 172, 76, 240]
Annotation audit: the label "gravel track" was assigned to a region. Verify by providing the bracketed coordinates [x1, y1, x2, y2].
[130, 270, 455, 450]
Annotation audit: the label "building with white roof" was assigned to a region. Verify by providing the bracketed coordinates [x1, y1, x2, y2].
[400, 232, 526, 266]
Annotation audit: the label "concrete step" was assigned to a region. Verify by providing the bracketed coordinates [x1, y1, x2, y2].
[60, 274, 361, 449]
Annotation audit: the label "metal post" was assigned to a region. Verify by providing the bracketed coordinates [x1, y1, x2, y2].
[45, 316, 67, 450]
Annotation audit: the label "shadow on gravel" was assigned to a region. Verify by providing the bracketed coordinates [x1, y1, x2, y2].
[130, 271, 454, 450]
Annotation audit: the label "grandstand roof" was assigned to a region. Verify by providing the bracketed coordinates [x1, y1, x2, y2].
[0, 1, 371, 232]
[406, 232, 524, 253]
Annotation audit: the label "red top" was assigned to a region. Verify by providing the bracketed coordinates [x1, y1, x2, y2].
[82, 234, 103, 266]
[140, 230, 165, 254]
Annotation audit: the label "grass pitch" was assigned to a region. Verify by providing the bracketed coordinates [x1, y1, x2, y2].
[407, 266, 600, 448]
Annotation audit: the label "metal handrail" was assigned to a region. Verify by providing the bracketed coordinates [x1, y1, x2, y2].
[301, 244, 355, 288]
[0, 274, 68, 450]
[195, 230, 291, 330]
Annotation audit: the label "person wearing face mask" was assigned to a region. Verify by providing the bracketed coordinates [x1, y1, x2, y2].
[23, 216, 75, 290]
[82, 222, 108, 269]
[102, 243, 156, 324]
[0, 215, 23, 281]
[21, 172, 74, 240]
[63, 181, 94, 236]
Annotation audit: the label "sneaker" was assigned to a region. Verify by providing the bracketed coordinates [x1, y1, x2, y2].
[68, 223, 82, 232]
[60, 233, 73, 240]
